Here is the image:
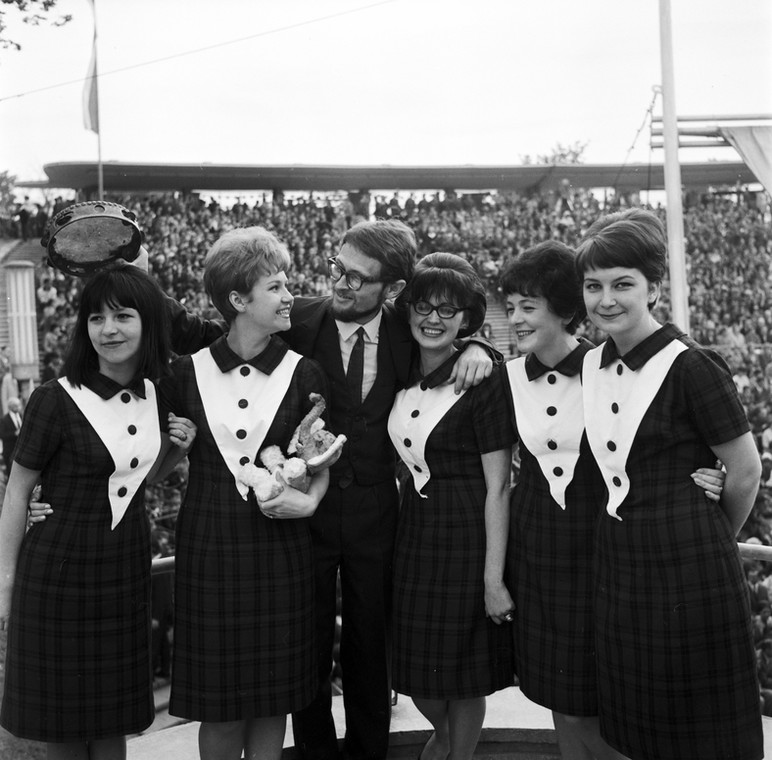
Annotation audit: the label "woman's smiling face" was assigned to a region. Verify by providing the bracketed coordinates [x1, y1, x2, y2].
[583, 266, 660, 349]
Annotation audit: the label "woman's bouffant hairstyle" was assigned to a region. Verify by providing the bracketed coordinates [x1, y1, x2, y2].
[499, 241, 585, 334]
[342, 219, 416, 285]
[204, 226, 291, 324]
[396, 252, 486, 339]
[575, 208, 668, 285]
[63, 264, 170, 386]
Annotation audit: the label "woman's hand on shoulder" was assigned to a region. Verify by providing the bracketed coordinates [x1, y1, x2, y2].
[167, 414, 197, 454]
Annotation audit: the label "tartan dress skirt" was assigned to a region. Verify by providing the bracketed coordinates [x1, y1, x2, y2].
[169, 478, 316, 721]
[507, 437, 603, 716]
[1, 382, 153, 741]
[390, 370, 515, 700]
[591, 340, 763, 760]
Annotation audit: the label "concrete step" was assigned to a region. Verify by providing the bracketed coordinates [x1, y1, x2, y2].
[127, 686, 559, 759]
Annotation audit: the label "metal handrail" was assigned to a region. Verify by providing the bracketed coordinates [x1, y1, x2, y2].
[151, 542, 772, 576]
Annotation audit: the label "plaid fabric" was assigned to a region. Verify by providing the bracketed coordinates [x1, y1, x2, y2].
[1, 380, 154, 741]
[504, 340, 604, 716]
[159, 341, 326, 721]
[390, 365, 516, 699]
[587, 326, 763, 760]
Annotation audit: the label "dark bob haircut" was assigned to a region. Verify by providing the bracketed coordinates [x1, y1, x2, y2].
[575, 208, 667, 285]
[396, 252, 486, 339]
[342, 219, 416, 285]
[62, 264, 171, 386]
[499, 241, 585, 334]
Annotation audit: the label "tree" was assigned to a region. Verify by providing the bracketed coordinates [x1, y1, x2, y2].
[520, 140, 589, 166]
[1, 0, 72, 51]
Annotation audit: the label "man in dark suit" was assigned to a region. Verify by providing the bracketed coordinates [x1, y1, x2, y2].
[0, 396, 22, 475]
[286, 220, 493, 760]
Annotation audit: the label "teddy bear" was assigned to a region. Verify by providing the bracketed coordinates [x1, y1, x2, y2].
[238, 393, 346, 503]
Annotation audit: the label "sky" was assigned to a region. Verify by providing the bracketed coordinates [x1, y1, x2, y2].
[0, 0, 770, 193]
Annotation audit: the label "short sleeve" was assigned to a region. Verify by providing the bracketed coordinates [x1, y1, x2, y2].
[682, 347, 750, 446]
[14, 383, 62, 471]
[471, 365, 517, 454]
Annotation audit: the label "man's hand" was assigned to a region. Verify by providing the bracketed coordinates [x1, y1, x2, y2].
[448, 343, 492, 393]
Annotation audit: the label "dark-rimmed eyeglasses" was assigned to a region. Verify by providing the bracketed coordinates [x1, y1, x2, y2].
[327, 257, 382, 291]
[411, 300, 466, 319]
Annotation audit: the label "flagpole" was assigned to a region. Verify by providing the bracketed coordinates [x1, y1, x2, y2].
[658, 0, 688, 332]
[92, 0, 103, 199]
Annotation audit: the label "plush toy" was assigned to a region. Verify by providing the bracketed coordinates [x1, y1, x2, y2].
[237, 393, 346, 503]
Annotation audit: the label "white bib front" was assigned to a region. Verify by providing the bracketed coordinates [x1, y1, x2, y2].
[389, 382, 465, 497]
[506, 358, 584, 509]
[582, 339, 687, 519]
[191, 347, 302, 499]
[59, 378, 161, 530]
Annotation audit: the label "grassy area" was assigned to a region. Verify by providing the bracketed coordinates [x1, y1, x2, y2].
[0, 631, 46, 760]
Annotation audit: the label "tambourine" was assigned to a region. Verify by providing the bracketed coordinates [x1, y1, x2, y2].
[41, 201, 142, 276]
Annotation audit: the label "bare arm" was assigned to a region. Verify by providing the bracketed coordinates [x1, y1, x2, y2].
[0, 464, 42, 631]
[481, 448, 515, 624]
[711, 432, 761, 535]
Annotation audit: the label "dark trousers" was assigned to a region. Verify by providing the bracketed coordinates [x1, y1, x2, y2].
[293, 480, 398, 760]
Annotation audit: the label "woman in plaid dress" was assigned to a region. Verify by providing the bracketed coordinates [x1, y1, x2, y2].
[578, 209, 763, 760]
[160, 227, 329, 760]
[0, 267, 195, 760]
[500, 242, 629, 760]
[388, 253, 515, 760]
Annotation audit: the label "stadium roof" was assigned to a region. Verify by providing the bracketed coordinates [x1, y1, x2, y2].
[34, 160, 759, 194]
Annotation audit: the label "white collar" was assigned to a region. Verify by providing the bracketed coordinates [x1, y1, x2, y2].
[336, 309, 382, 343]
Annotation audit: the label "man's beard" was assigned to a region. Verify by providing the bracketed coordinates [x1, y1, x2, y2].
[330, 288, 385, 323]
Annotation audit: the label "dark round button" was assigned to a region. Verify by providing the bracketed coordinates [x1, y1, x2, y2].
[130, 457, 139, 468]
[553, 466, 563, 476]
[239, 456, 250, 465]
[547, 440, 557, 450]
[411, 410, 420, 418]
[547, 374, 556, 384]
[120, 392, 131, 403]
[546, 406, 557, 416]
[414, 465, 422, 473]
[404, 438, 412, 448]
[238, 399, 248, 409]
[117, 486, 127, 497]
[611, 402, 619, 413]
[236, 429, 247, 440]
[612, 476, 622, 487]
[240, 366, 250, 376]
[607, 441, 617, 452]
[616, 364, 623, 375]
[127, 425, 137, 435]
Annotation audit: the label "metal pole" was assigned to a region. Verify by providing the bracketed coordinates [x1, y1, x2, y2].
[658, 0, 689, 332]
[93, 0, 104, 199]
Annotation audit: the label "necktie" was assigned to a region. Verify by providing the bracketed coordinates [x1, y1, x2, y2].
[347, 327, 365, 404]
